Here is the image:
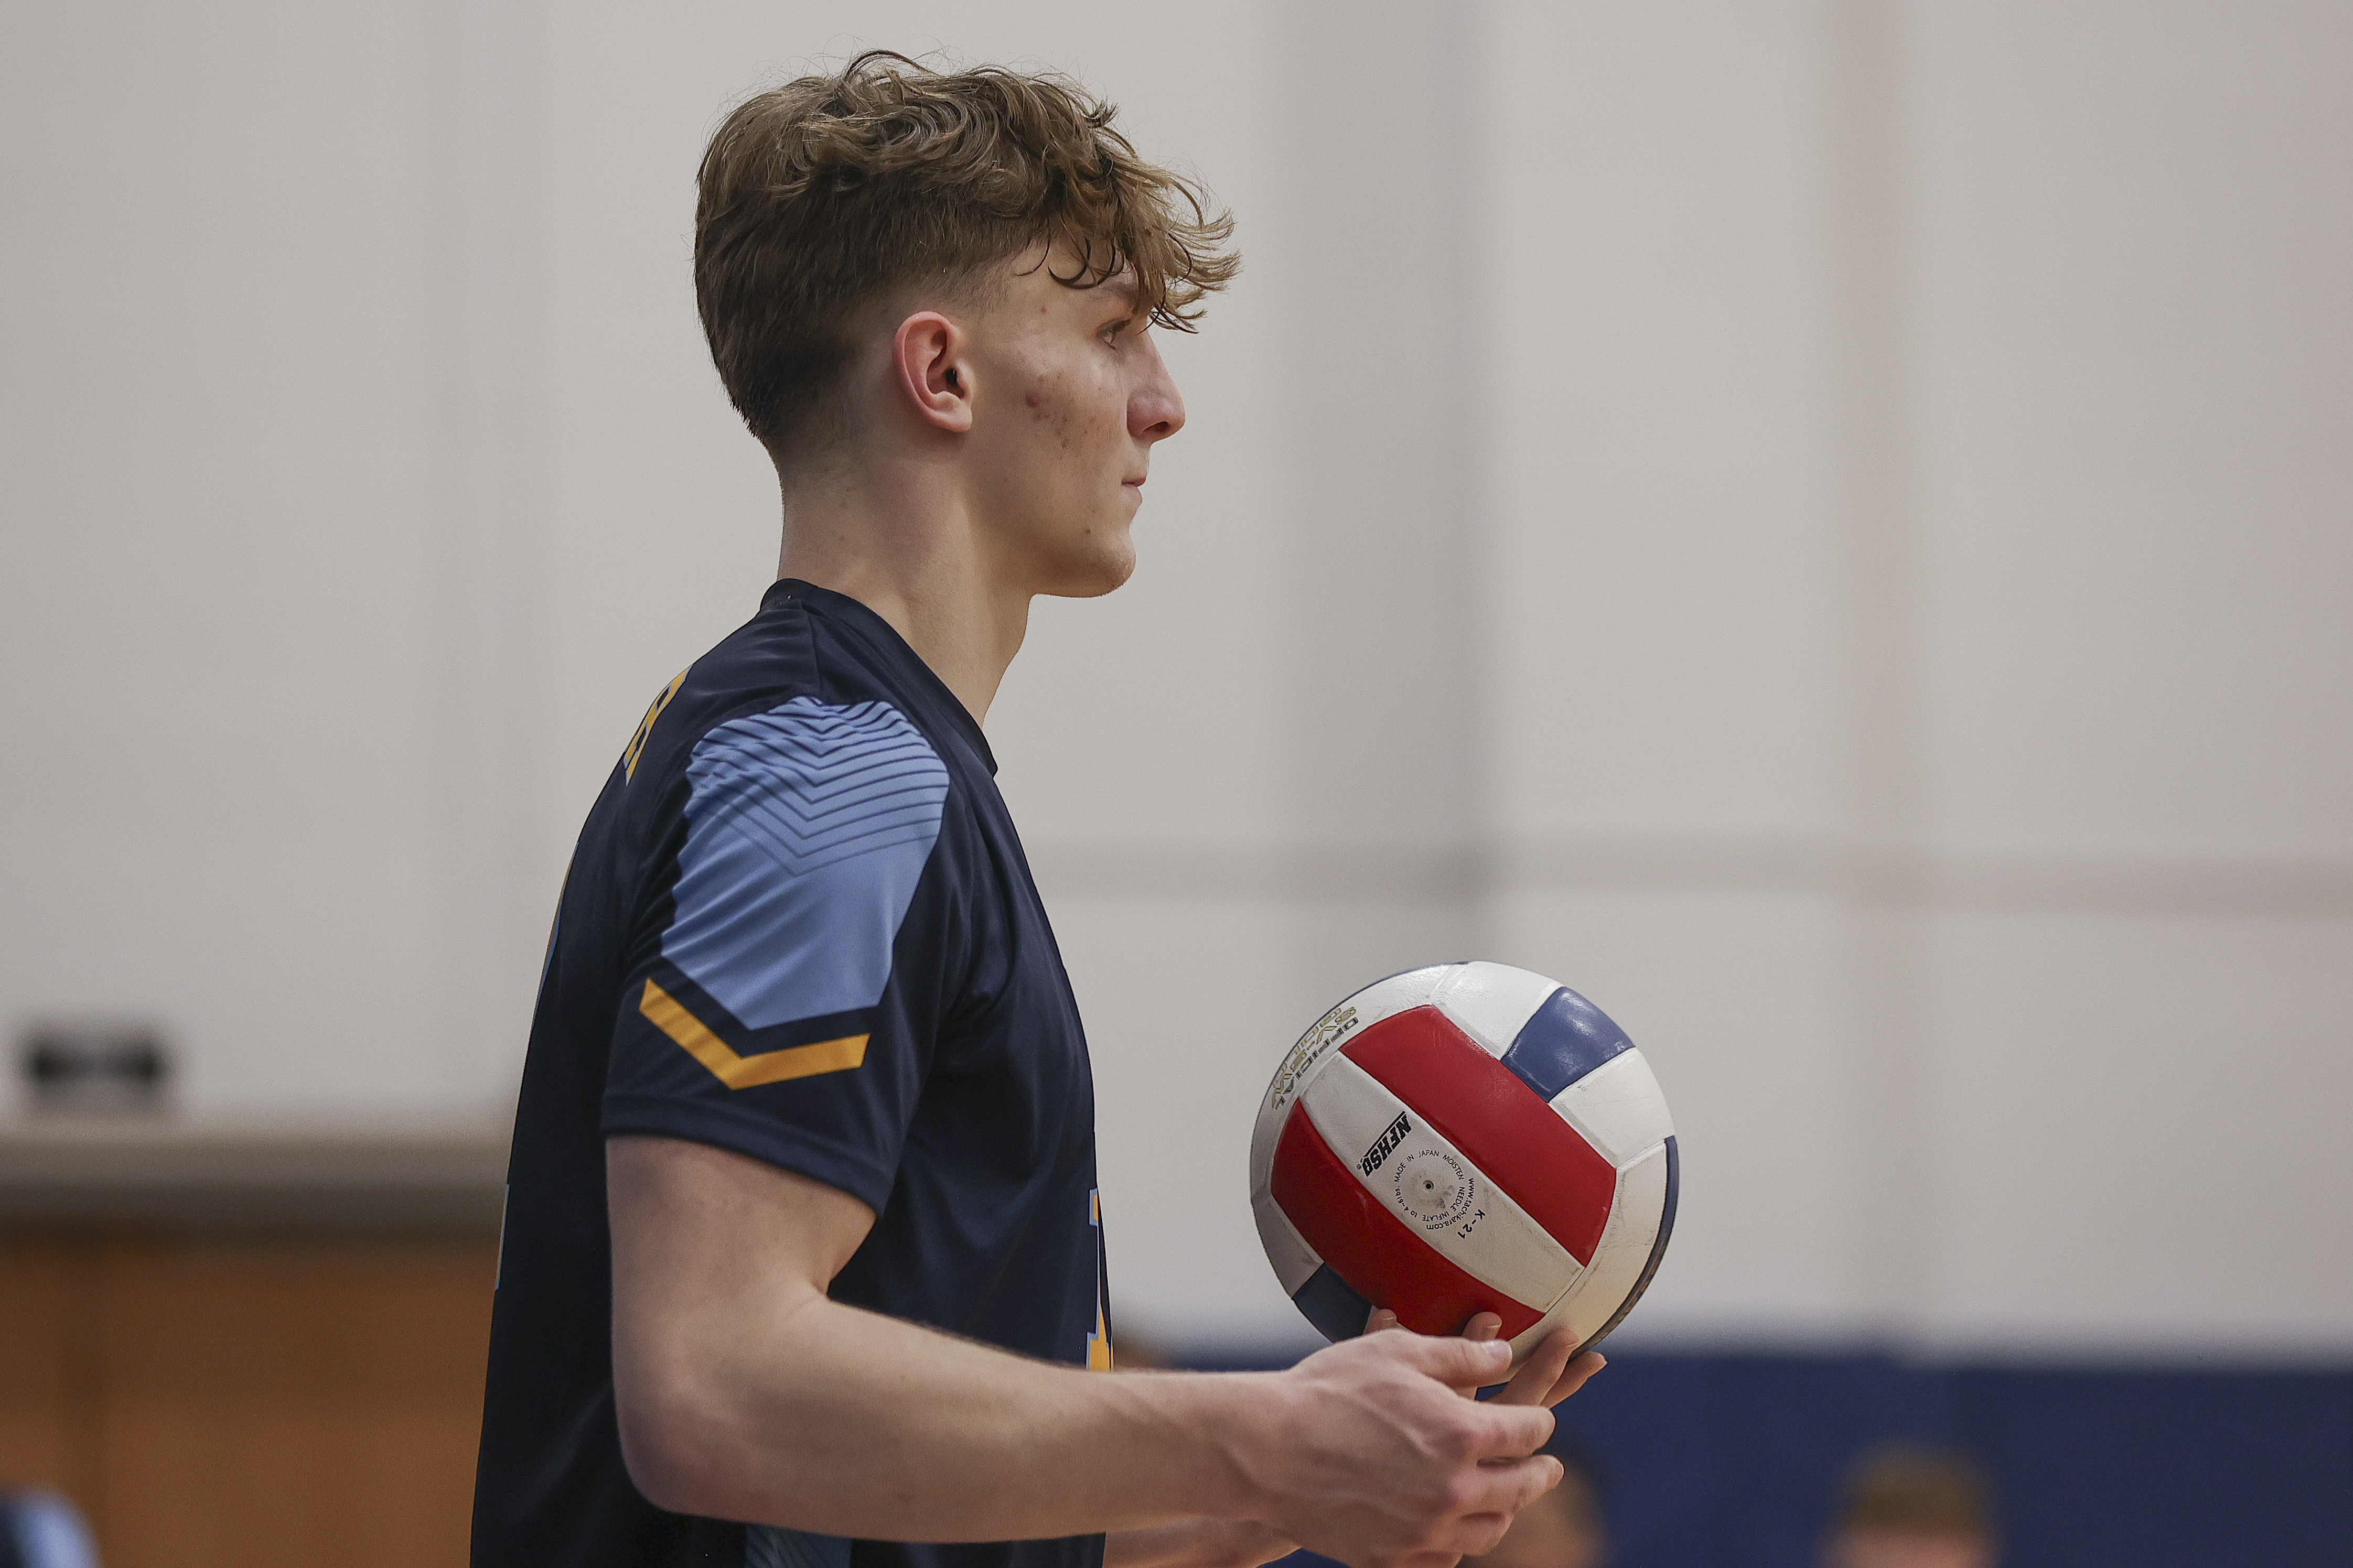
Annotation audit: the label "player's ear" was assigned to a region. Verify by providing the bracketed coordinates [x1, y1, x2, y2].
[891, 311, 974, 435]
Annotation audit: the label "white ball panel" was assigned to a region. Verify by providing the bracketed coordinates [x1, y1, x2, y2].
[1247, 1095, 1285, 1203]
[1429, 961, 1562, 1057]
[1298, 1055, 1580, 1315]
[1253, 1185, 1325, 1295]
[1556, 1140, 1669, 1345]
[1547, 1049, 1675, 1164]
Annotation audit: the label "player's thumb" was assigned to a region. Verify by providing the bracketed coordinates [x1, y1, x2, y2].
[1398, 1332, 1513, 1388]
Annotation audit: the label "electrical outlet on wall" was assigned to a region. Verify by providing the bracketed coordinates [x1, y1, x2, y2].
[17, 1022, 174, 1116]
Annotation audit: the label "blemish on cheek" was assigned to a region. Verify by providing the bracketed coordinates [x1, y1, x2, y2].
[1025, 391, 1042, 408]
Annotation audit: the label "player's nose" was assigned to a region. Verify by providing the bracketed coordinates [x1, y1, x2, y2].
[1129, 336, 1186, 444]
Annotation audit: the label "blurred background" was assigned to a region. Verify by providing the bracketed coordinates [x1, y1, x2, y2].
[2, 1, 2347, 1565]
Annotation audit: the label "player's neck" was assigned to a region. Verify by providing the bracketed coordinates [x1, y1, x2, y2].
[772, 449, 1030, 727]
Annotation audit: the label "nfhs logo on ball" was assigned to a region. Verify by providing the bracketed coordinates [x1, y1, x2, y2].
[1357, 1112, 1411, 1176]
[1248, 961, 1679, 1370]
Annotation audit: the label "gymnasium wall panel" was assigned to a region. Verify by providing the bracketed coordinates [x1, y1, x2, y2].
[1890, 0, 2353, 1354]
[1901, 0, 2353, 860]
[1247, 3, 1485, 857]
[1915, 906, 2353, 1353]
[0, 0, 469, 1118]
[1477, 0, 1846, 844]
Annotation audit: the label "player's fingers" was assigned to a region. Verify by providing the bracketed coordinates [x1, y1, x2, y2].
[1391, 1331, 1513, 1391]
[1488, 1328, 1575, 1407]
[1440, 1509, 1521, 1560]
[1539, 1350, 1607, 1408]
[1364, 1305, 1400, 1335]
[1463, 1399, 1556, 1461]
[1452, 1453, 1563, 1522]
[1457, 1311, 1503, 1342]
[1446, 1311, 1507, 1396]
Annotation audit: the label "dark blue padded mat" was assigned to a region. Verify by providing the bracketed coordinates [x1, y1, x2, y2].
[1187, 1348, 2353, 1568]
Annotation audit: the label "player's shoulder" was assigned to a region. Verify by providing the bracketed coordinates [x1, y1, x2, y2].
[682, 694, 952, 865]
[618, 582, 958, 825]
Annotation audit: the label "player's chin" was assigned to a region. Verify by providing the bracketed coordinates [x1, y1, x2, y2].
[1041, 529, 1138, 598]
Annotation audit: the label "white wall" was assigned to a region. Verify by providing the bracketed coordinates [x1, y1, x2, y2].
[1476, 0, 2353, 1357]
[1899, 0, 2353, 1355]
[1, 2, 469, 1120]
[3, 0, 2345, 1357]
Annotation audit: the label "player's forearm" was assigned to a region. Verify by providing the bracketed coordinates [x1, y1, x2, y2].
[616, 1289, 1273, 1540]
[1103, 1518, 1295, 1568]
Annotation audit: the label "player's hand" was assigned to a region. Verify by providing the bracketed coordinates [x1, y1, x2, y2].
[1235, 1327, 1563, 1568]
[1364, 1307, 1607, 1408]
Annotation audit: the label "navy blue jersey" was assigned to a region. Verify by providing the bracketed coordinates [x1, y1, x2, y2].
[474, 580, 1111, 1568]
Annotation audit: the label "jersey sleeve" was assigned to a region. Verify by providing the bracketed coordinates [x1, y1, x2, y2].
[601, 695, 959, 1210]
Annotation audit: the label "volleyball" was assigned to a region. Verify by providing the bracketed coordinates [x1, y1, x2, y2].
[1249, 962, 1678, 1364]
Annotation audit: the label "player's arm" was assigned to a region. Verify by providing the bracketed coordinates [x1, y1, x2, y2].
[1099, 1519, 1295, 1568]
[610, 1134, 1594, 1568]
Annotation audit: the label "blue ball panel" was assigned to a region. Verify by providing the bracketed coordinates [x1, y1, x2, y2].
[1499, 986, 1636, 1101]
[1292, 1263, 1374, 1343]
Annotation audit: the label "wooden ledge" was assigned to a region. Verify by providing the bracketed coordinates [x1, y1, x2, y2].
[0, 1118, 511, 1236]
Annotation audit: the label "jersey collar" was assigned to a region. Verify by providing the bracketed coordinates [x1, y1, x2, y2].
[767, 578, 1001, 777]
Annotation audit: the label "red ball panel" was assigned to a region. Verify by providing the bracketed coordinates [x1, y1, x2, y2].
[1341, 1005, 1618, 1266]
[1269, 1099, 1542, 1339]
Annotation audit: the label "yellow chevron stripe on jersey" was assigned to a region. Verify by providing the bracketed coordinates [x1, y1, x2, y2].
[1088, 1302, 1113, 1370]
[623, 669, 690, 781]
[1087, 1186, 1112, 1369]
[638, 980, 868, 1088]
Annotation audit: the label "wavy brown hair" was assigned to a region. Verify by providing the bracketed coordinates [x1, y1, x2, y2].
[695, 51, 1239, 455]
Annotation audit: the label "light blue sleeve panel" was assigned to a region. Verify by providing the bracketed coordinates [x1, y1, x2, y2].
[661, 697, 951, 1030]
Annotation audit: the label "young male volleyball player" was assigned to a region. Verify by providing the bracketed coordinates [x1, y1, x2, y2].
[471, 53, 1602, 1568]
